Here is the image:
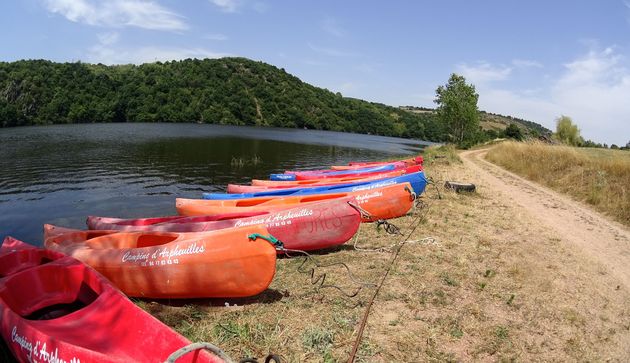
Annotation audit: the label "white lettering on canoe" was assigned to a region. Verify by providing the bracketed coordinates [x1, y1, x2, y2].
[234, 209, 314, 228]
[11, 326, 32, 357]
[350, 180, 395, 192]
[11, 326, 81, 363]
[355, 191, 383, 203]
[122, 242, 205, 264]
[121, 251, 150, 262]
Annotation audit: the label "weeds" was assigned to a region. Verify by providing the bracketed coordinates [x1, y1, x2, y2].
[302, 327, 334, 355]
[441, 272, 459, 287]
[231, 155, 262, 167]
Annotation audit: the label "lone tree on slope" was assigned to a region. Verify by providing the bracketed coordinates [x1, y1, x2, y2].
[553, 115, 582, 146]
[434, 73, 480, 145]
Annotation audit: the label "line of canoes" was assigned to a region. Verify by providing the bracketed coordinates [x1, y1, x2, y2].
[0, 155, 426, 362]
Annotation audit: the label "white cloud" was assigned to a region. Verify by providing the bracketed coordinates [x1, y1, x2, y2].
[321, 17, 346, 37]
[338, 82, 358, 94]
[44, 0, 188, 31]
[208, 0, 267, 13]
[467, 47, 630, 145]
[308, 43, 358, 57]
[96, 32, 119, 45]
[455, 62, 512, 83]
[87, 37, 230, 64]
[210, 0, 240, 13]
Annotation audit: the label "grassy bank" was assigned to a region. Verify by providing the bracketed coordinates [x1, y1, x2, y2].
[136, 146, 629, 361]
[486, 141, 630, 226]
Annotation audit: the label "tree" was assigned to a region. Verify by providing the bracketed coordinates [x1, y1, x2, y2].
[553, 115, 582, 146]
[504, 123, 523, 140]
[434, 74, 480, 145]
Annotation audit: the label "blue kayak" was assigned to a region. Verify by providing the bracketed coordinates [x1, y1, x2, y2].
[269, 164, 396, 181]
[204, 171, 427, 200]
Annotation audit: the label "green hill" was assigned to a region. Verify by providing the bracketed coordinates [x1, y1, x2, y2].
[0, 57, 445, 141]
[400, 106, 552, 138]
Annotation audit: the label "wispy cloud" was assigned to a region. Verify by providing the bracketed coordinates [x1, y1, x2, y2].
[308, 43, 358, 57]
[321, 17, 346, 37]
[338, 82, 358, 94]
[467, 46, 630, 144]
[455, 61, 512, 83]
[96, 32, 119, 45]
[209, 0, 240, 13]
[512, 59, 543, 68]
[203, 33, 228, 41]
[208, 0, 267, 13]
[87, 34, 230, 64]
[44, 0, 188, 31]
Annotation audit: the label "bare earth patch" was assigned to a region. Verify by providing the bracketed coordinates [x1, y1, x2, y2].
[135, 148, 630, 362]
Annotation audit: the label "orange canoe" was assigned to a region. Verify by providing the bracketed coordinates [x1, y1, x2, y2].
[250, 165, 421, 187]
[177, 183, 415, 222]
[44, 224, 277, 299]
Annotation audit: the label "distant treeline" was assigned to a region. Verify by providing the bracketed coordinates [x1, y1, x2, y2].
[0, 57, 449, 141]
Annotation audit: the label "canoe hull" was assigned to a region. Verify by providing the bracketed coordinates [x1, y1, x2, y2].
[44, 225, 277, 299]
[177, 183, 415, 222]
[0, 238, 219, 363]
[88, 198, 361, 252]
[205, 171, 426, 200]
[250, 165, 421, 187]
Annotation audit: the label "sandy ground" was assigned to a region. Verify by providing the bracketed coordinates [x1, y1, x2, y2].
[461, 149, 630, 289]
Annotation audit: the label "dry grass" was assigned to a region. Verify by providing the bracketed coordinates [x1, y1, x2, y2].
[485, 141, 630, 226]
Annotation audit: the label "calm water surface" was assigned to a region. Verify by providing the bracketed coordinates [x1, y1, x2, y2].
[0, 123, 428, 244]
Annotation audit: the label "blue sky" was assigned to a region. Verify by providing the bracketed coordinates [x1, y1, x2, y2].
[1, 1, 629, 145]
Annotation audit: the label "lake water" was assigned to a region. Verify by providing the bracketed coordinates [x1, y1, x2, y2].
[0, 123, 429, 245]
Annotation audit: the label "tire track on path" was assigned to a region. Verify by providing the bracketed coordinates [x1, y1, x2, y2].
[461, 148, 630, 289]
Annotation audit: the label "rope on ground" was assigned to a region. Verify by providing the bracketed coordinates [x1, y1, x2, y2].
[426, 176, 443, 200]
[354, 236, 441, 253]
[347, 202, 432, 363]
[280, 247, 377, 298]
[165, 342, 234, 363]
[347, 201, 375, 222]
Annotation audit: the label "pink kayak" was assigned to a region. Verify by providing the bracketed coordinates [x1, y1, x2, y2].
[250, 165, 421, 188]
[228, 165, 422, 193]
[87, 197, 361, 252]
[345, 155, 423, 167]
[0, 237, 222, 362]
[285, 161, 407, 176]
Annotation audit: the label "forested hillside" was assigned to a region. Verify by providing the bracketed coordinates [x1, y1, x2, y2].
[0, 58, 446, 141]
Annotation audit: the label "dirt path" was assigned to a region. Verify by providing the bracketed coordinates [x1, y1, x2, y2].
[461, 148, 630, 289]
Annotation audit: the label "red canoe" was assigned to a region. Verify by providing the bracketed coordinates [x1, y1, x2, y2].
[44, 224, 278, 299]
[86, 197, 361, 252]
[345, 155, 424, 167]
[0, 237, 222, 362]
[247, 165, 421, 189]
[285, 161, 407, 175]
